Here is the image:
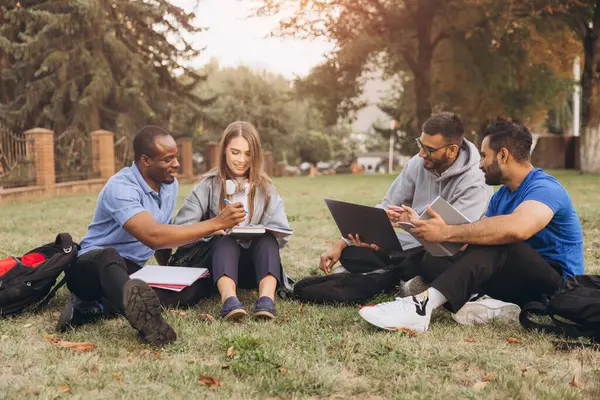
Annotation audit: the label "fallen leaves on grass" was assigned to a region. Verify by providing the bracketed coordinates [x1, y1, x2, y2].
[45, 336, 96, 352]
[521, 368, 528, 377]
[482, 373, 497, 382]
[198, 314, 215, 323]
[569, 376, 580, 388]
[139, 349, 161, 359]
[465, 337, 475, 343]
[169, 310, 188, 317]
[58, 385, 71, 393]
[199, 376, 222, 388]
[507, 337, 521, 344]
[279, 367, 288, 375]
[113, 373, 123, 383]
[227, 347, 235, 359]
[396, 327, 417, 337]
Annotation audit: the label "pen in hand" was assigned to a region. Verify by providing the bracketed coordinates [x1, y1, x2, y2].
[224, 198, 248, 214]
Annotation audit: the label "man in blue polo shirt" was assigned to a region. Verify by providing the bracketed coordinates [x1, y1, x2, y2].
[58, 126, 246, 346]
[359, 119, 584, 332]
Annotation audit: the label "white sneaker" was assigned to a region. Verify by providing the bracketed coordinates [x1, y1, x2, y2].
[451, 296, 521, 325]
[359, 294, 432, 332]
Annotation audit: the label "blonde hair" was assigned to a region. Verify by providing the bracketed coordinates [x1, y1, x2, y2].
[216, 121, 271, 219]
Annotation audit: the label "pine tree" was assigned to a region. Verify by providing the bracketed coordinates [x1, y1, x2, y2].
[0, 0, 211, 137]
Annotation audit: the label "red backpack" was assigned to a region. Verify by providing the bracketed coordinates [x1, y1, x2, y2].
[0, 233, 78, 317]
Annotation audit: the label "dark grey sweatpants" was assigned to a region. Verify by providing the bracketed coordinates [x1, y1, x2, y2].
[211, 234, 282, 288]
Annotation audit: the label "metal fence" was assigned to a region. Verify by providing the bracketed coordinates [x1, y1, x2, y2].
[54, 129, 101, 183]
[114, 134, 133, 172]
[0, 124, 36, 189]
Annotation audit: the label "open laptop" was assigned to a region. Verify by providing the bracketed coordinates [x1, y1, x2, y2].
[324, 199, 420, 252]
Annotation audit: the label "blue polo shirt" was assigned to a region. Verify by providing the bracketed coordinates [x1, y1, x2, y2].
[485, 168, 584, 277]
[79, 163, 178, 265]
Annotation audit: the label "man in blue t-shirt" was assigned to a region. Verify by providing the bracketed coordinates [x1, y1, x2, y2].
[58, 126, 246, 346]
[359, 119, 584, 332]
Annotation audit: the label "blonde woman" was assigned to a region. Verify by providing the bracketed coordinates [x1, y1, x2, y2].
[172, 121, 292, 320]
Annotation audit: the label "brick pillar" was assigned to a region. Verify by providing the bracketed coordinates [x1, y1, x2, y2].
[90, 130, 115, 180]
[204, 142, 219, 170]
[24, 128, 55, 187]
[276, 161, 286, 177]
[264, 151, 273, 177]
[176, 137, 193, 178]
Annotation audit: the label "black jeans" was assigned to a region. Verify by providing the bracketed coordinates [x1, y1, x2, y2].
[430, 242, 564, 312]
[211, 234, 281, 288]
[339, 245, 425, 275]
[66, 248, 210, 312]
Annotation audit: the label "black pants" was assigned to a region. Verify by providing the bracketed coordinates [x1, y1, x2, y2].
[211, 234, 281, 288]
[339, 245, 425, 276]
[430, 242, 564, 312]
[66, 248, 209, 312]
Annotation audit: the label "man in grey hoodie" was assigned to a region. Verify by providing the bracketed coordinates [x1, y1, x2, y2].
[319, 112, 493, 278]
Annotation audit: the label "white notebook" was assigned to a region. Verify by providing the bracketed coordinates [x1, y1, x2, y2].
[130, 265, 209, 291]
[228, 225, 293, 240]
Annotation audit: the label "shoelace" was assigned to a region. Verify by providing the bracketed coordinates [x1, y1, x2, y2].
[77, 303, 104, 315]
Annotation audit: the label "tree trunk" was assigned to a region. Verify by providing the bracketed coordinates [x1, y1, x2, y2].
[579, 0, 600, 172]
[580, 123, 600, 172]
[411, 1, 437, 130]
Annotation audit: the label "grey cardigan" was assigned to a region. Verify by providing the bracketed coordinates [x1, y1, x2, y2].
[173, 171, 291, 248]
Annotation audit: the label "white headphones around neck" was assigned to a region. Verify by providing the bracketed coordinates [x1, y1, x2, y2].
[225, 179, 249, 196]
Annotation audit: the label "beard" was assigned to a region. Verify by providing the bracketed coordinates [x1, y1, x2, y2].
[423, 153, 449, 171]
[482, 159, 503, 185]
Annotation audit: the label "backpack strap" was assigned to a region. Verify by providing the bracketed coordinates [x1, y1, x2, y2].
[520, 301, 599, 341]
[31, 274, 68, 311]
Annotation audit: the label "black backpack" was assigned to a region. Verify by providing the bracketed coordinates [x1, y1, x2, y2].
[0, 233, 78, 317]
[519, 274, 600, 343]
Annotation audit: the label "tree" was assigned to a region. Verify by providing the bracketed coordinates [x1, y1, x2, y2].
[256, 1, 498, 131]
[257, 0, 577, 154]
[0, 0, 210, 137]
[502, 0, 600, 172]
[193, 62, 336, 163]
[297, 131, 333, 164]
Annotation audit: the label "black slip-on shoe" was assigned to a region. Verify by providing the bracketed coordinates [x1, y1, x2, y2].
[254, 296, 276, 320]
[57, 293, 106, 332]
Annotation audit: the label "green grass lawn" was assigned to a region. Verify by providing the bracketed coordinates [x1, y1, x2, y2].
[1, 172, 599, 399]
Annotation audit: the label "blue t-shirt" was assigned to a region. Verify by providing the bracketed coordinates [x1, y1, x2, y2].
[485, 168, 584, 278]
[79, 163, 178, 266]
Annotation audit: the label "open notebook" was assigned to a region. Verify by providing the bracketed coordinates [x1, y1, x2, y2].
[227, 225, 294, 241]
[130, 265, 209, 292]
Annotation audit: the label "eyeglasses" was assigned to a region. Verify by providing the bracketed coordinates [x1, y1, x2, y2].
[415, 138, 453, 156]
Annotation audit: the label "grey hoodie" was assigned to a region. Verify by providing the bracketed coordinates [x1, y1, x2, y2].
[173, 171, 291, 248]
[378, 138, 493, 222]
